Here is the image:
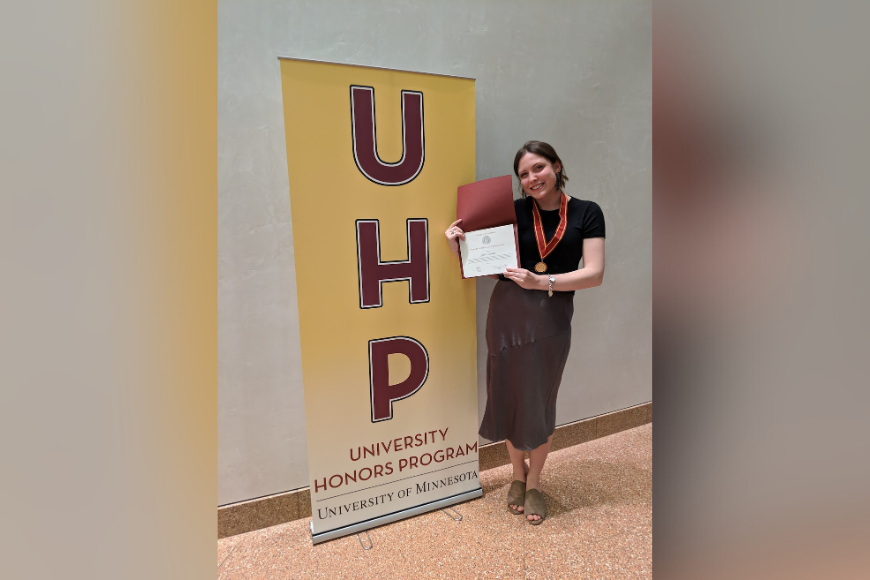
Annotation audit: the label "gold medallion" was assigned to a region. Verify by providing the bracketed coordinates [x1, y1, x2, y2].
[534, 262, 548, 273]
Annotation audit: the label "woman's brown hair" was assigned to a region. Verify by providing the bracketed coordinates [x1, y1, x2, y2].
[513, 140, 569, 197]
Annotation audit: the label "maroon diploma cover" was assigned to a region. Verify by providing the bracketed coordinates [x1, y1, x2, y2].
[456, 175, 521, 278]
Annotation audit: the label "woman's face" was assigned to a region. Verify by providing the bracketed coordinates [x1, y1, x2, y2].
[517, 153, 562, 201]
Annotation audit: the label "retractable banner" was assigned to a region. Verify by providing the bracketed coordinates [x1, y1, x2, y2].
[279, 59, 480, 544]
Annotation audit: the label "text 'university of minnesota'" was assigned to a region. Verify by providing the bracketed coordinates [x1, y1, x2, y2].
[316, 469, 479, 520]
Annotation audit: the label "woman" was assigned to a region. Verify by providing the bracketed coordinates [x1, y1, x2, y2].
[445, 141, 605, 524]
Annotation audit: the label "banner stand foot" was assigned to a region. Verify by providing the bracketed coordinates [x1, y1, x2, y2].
[441, 507, 463, 521]
[357, 531, 373, 550]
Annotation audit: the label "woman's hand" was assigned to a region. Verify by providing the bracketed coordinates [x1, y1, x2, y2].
[445, 219, 465, 258]
[503, 267, 545, 291]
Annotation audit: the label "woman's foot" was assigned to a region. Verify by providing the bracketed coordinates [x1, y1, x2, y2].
[524, 488, 546, 524]
[506, 481, 526, 515]
[509, 462, 529, 513]
[525, 473, 542, 521]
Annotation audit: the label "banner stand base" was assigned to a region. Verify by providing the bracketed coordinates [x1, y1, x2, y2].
[310, 486, 483, 545]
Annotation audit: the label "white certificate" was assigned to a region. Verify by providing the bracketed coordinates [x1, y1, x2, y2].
[459, 224, 518, 278]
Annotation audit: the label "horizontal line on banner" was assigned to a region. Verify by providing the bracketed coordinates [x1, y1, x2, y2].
[315, 459, 479, 502]
[311, 487, 483, 543]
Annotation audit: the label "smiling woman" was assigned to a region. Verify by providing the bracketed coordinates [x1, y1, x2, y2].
[445, 140, 606, 525]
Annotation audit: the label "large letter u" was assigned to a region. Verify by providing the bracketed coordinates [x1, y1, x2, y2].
[350, 85, 425, 186]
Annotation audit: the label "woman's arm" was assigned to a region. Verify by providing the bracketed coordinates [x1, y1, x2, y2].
[502, 237, 605, 292]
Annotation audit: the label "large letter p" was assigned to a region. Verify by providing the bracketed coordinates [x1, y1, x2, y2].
[369, 337, 429, 422]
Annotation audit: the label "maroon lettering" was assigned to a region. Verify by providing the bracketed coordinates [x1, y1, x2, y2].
[356, 219, 429, 309]
[369, 336, 429, 422]
[314, 478, 327, 493]
[350, 85, 425, 186]
[329, 474, 343, 488]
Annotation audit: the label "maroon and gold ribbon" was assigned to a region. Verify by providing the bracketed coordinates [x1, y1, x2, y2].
[531, 193, 568, 272]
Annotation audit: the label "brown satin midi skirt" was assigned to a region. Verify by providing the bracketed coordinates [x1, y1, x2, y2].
[478, 280, 574, 451]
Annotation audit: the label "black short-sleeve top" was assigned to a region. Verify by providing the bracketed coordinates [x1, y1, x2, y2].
[499, 196, 606, 289]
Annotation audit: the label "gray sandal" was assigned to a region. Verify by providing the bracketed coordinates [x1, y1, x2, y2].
[506, 480, 526, 515]
[524, 488, 547, 525]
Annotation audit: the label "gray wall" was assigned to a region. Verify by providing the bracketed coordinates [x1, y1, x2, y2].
[219, 0, 651, 506]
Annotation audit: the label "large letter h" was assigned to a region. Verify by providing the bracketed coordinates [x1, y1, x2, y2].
[356, 219, 429, 309]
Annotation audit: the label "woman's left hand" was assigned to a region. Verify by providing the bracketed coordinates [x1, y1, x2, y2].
[503, 267, 545, 291]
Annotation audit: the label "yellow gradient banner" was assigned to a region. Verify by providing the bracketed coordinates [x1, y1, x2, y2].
[279, 59, 479, 541]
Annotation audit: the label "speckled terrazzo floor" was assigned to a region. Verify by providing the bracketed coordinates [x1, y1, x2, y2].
[217, 423, 651, 580]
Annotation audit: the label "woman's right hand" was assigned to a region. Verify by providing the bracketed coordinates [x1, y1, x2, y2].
[445, 219, 465, 258]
